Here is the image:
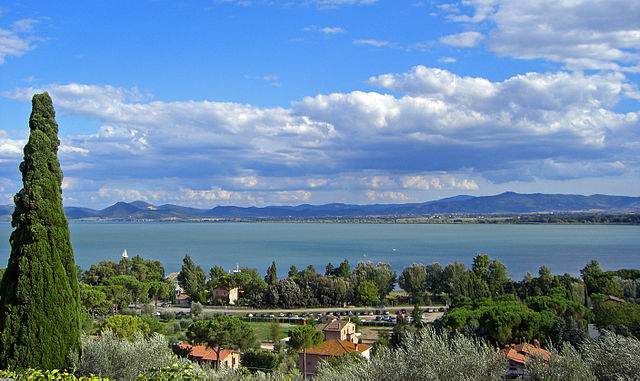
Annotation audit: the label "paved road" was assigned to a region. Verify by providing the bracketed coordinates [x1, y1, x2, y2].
[159, 305, 448, 316]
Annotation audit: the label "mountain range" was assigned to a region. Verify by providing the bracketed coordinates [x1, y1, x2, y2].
[1, 192, 639, 221]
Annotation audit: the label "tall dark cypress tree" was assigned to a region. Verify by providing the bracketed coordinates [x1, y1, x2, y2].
[0, 93, 81, 369]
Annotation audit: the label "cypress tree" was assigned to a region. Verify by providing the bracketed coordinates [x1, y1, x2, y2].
[0, 93, 81, 369]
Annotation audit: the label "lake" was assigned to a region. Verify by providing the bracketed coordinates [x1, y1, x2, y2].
[0, 222, 638, 279]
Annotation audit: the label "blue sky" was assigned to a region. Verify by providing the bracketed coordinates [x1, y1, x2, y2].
[0, 0, 639, 208]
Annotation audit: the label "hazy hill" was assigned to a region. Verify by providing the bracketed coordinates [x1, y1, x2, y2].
[0, 192, 638, 221]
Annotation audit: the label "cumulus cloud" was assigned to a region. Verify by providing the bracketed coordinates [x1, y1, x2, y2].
[439, 31, 483, 48]
[2, 63, 638, 206]
[442, 0, 640, 71]
[366, 191, 409, 202]
[0, 18, 38, 64]
[402, 175, 479, 191]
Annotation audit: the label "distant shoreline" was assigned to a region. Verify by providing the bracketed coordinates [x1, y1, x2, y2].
[1, 213, 638, 225]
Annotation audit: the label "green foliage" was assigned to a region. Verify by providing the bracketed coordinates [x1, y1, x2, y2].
[0, 93, 82, 369]
[581, 331, 640, 380]
[581, 260, 623, 298]
[398, 264, 427, 297]
[0, 369, 107, 380]
[351, 262, 396, 301]
[525, 344, 596, 381]
[315, 327, 507, 381]
[77, 331, 177, 380]
[241, 349, 280, 373]
[288, 325, 323, 351]
[103, 315, 150, 339]
[441, 297, 556, 345]
[187, 316, 256, 369]
[355, 280, 380, 306]
[190, 302, 204, 317]
[593, 300, 640, 338]
[265, 262, 278, 286]
[177, 255, 206, 303]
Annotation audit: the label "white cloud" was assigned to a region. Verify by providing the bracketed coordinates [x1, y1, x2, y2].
[402, 175, 479, 191]
[0, 18, 38, 64]
[366, 191, 409, 202]
[3, 63, 638, 206]
[439, 31, 483, 48]
[438, 56, 457, 63]
[353, 39, 390, 48]
[444, 0, 640, 71]
[305, 25, 346, 35]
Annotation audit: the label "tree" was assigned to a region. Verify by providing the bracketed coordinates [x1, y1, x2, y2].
[287, 265, 299, 280]
[325, 262, 335, 276]
[177, 255, 206, 303]
[356, 280, 380, 306]
[472, 254, 490, 280]
[269, 320, 281, 343]
[411, 305, 424, 328]
[187, 316, 256, 369]
[265, 261, 278, 285]
[335, 259, 351, 278]
[289, 324, 323, 376]
[399, 264, 427, 297]
[487, 260, 509, 296]
[0, 93, 82, 369]
[241, 348, 280, 373]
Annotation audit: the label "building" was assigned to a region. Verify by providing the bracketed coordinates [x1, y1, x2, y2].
[211, 287, 239, 305]
[176, 343, 240, 369]
[322, 318, 357, 342]
[297, 319, 368, 376]
[502, 342, 550, 379]
[298, 339, 370, 377]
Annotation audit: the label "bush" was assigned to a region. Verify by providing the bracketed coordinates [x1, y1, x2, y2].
[580, 331, 640, 380]
[525, 344, 595, 381]
[77, 330, 177, 380]
[315, 327, 506, 381]
[0, 369, 106, 380]
[103, 315, 150, 339]
[191, 302, 204, 317]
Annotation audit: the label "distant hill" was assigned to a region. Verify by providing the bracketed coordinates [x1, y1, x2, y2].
[0, 192, 638, 221]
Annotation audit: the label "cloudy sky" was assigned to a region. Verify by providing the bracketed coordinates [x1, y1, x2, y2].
[0, 0, 639, 208]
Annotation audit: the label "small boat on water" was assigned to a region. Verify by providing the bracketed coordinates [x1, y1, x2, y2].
[121, 249, 129, 259]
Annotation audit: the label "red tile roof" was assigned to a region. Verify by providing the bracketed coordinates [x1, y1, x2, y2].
[303, 340, 370, 356]
[177, 343, 236, 362]
[501, 343, 550, 365]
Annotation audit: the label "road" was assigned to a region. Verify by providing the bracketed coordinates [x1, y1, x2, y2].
[159, 304, 448, 316]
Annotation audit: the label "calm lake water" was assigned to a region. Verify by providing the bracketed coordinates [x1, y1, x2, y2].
[0, 222, 638, 279]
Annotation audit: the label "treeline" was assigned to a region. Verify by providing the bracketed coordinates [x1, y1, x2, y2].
[177, 255, 396, 308]
[80, 256, 175, 315]
[406, 255, 640, 347]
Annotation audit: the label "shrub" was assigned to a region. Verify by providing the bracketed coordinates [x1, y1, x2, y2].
[102, 315, 150, 339]
[525, 344, 595, 381]
[0, 369, 107, 380]
[315, 327, 506, 381]
[77, 330, 177, 380]
[580, 331, 640, 380]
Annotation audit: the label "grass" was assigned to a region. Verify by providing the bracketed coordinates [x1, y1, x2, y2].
[245, 321, 295, 342]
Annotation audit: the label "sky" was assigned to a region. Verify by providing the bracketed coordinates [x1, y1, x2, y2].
[0, 0, 639, 208]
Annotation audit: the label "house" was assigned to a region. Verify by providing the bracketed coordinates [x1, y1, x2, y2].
[175, 293, 191, 308]
[211, 287, 239, 305]
[176, 343, 240, 369]
[298, 339, 370, 377]
[322, 318, 357, 342]
[502, 342, 550, 379]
